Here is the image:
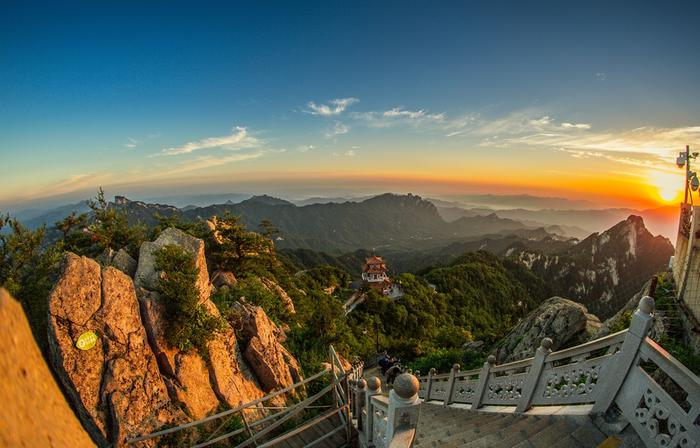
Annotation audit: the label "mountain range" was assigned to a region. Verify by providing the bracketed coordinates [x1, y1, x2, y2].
[116, 193, 541, 253]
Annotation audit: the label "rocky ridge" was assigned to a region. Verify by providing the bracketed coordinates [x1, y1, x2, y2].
[47, 227, 303, 447]
[511, 215, 673, 319]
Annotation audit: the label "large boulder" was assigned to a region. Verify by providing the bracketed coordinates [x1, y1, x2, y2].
[48, 253, 184, 447]
[230, 302, 303, 393]
[134, 227, 211, 303]
[495, 296, 602, 363]
[0, 288, 94, 448]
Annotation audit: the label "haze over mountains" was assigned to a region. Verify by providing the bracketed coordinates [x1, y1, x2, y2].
[10, 191, 678, 242]
[6, 191, 675, 321]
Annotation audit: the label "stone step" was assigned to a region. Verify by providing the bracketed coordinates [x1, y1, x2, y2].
[414, 403, 616, 448]
[415, 412, 502, 440]
[495, 415, 556, 447]
[461, 415, 548, 448]
[512, 419, 576, 448]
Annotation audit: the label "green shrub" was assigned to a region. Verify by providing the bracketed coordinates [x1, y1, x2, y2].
[409, 348, 485, 374]
[155, 245, 223, 355]
[0, 215, 61, 353]
[609, 310, 632, 333]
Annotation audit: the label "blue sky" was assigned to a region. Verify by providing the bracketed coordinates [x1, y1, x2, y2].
[1, 0, 699, 208]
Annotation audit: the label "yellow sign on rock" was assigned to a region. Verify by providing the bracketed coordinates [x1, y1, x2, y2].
[76, 331, 98, 351]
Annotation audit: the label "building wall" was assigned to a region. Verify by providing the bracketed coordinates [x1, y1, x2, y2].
[674, 203, 700, 323]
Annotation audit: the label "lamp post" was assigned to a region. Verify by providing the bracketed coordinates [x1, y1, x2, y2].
[677, 145, 699, 204]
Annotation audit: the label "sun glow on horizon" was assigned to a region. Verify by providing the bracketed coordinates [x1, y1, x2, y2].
[649, 171, 684, 204]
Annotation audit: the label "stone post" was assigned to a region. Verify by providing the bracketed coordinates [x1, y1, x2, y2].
[355, 379, 366, 429]
[592, 296, 656, 415]
[425, 368, 436, 401]
[516, 338, 553, 413]
[443, 364, 460, 405]
[386, 373, 421, 442]
[472, 355, 496, 409]
[364, 376, 382, 445]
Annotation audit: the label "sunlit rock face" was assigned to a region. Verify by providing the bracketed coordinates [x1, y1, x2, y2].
[1, 288, 94, 448]
[513, 216, 673, 319]
[229, 301, 304, 395]
[46, 228, 304, 446]
[47, 253, 184, 447]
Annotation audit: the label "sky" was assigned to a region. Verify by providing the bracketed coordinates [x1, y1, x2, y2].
[1, 0, 700, 211]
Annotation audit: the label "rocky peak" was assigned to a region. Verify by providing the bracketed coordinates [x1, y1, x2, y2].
[514, 216, 674, 319]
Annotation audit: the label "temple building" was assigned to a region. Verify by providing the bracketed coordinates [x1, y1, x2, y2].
[361, 255, 392, 295]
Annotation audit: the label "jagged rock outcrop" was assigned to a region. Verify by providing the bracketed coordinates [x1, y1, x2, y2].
[133, 228, 301, 412]
[135, 289, 270, 420]
[48, 253, 184, 447]
[134, 227, 211, 303]
[46, 227, 304, 445]
[513, 216, 674, 319]
[0, 288, 94, 448]
[495, 296, 602, 363]
[230, 302, 303, 393]
[136, 287, 220, 419]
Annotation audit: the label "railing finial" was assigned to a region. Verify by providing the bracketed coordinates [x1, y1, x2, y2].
[639, 295, 655, 315]
[540, 337, 553, 350]
[487, 355, 496, 365]
[367, 376, 381, 392]
[393, 373, 420, 400]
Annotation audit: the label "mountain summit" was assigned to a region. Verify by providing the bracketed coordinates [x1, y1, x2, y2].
[513, 215, 673, 318]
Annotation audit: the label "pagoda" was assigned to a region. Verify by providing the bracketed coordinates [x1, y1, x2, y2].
[361, 255, 392, 295]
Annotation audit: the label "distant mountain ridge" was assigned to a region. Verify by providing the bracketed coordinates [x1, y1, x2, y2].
[510, 215, 674, 319]
[174, 193, 536, 253]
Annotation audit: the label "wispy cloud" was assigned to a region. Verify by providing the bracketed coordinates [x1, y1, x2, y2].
[160, 126, 259, 156]
[345, 150, 356, 157]
[476, 109, 700, 169]
[298, 144, 315, 152]
[306, 98, 358, 116]
[124, 137, 139, 149]
[596, 72, 607, 81]
[156, 151, 265, 177]
[325, 121, 349, 138]
[352, 107, 445, 128]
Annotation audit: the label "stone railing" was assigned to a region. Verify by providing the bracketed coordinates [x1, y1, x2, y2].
[350, 373, 421, 448]
[416, 327, 627, 410]
[347, 296, 700, 448]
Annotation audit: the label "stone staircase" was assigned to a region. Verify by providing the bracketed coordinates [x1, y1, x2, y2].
[271, 414, 349, 448]
[349, 296, 700, 448]
[413, 403, 612, 448]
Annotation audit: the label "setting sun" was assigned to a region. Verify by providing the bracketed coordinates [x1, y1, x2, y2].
[649, 171, 684, 204]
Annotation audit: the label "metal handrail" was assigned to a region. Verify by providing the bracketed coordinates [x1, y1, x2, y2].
[127, 367, 332, 444]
